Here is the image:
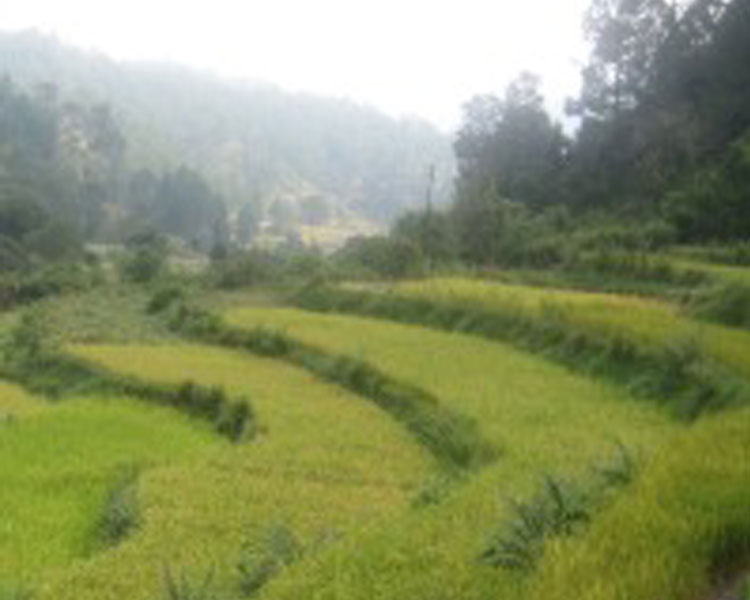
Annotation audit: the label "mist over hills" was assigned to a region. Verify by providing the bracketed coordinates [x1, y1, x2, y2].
[0, 30, 455, 244]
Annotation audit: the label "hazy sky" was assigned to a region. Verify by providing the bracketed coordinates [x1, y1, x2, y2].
[4, 0, 591, 130]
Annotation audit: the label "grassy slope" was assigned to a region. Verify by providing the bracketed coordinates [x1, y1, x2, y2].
[55, 343, 434, 600]
[0, 389, 215, 589]
[224, 307, 677, 599]
[382, 278, 750, 380]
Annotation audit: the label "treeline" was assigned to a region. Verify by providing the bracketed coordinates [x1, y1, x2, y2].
[384, 0, 750, 269]
[0, 75, 230, 306]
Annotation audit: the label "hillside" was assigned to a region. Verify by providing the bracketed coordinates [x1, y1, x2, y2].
[0, 30, 454, 232]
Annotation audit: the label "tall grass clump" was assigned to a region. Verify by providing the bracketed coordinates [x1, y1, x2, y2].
[481, 443, 639, 572]
[95, 465, 141, 550]
[687, 281, 750, 330]
[237, 524, 302, 597]
[160, 567, 222, 600]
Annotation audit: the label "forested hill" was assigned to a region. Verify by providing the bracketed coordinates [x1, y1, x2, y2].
[0, 30, 454, 227]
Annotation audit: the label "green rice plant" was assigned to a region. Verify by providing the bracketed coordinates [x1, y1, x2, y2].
[161, 567, 220, 600]
[56, 343, 434, 600]
[237, 524, 302, 597]
[96, 465, 141, 549]
[481, 476, 590, 571]
[0, 331, 255, 441]
[0, 396, 215, 587]
[481, 441, 639, 575]
[526, 407, 750, 600]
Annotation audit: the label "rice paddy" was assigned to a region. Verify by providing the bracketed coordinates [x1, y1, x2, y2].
[223, 305, 682, 599]
[2, 273, 749, 600]
[362, 277, 750, 380]
[36, 343, 433, 599]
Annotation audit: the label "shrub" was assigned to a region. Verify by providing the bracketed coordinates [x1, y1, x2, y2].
[147, 286, 185, 314]
[120, 247, 165, 283]
[688, 282, 750, 329]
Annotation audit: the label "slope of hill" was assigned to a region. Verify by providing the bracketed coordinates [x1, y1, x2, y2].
[0, 30, 455, 232]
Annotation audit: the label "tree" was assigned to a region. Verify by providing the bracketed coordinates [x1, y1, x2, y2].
[237, 202, 260, 246]
[455, 73, 565, 209]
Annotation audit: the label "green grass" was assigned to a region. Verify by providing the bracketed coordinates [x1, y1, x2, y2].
[45, 343, 435, 600]
[0, 391, 215, 588]
[223, 306, 678, 599]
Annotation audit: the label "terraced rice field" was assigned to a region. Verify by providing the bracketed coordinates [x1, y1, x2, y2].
[0, 386, 215, 591]
[46, 343, 434, 599]
[3, 279, 748, 600]
[224, 306, 681, 599]
[362, 277, 750, 379]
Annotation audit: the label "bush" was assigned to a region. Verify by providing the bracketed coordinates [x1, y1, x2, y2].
[688, 282, 750, 329]
[147, 286, 185, 314]
[120, 247, 165, 283]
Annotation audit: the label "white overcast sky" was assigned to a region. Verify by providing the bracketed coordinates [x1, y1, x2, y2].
[3, 0, 591, 131]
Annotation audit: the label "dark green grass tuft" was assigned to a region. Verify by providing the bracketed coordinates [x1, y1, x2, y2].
[237, 524, 302, 597]
[95, 465, 141, 550]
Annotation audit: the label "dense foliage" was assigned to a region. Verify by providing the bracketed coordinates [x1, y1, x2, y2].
[388, 0, 750, 268]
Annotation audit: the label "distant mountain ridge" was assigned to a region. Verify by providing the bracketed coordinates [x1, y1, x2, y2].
[0, 30, 454, 228]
